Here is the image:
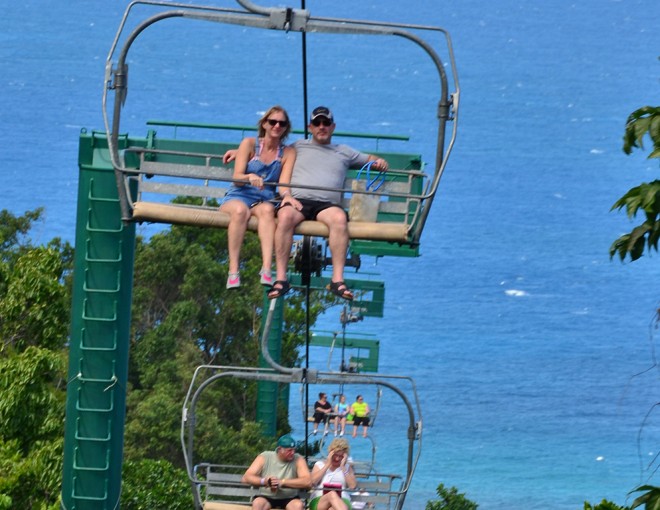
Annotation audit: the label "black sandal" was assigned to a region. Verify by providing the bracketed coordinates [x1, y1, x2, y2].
[268, 280, 291, 299]
[327, 281, 354, 301]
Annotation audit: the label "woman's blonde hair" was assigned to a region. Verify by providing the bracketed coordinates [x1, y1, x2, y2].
[257, 105, 291, 140]
[328, 437, 350, 453]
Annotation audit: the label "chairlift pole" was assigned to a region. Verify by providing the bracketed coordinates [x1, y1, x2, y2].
[301, 0, 309, 138]
[340, 305, 348, 372]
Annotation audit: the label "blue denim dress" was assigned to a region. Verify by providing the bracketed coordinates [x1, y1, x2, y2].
[222, 139, 283, 207]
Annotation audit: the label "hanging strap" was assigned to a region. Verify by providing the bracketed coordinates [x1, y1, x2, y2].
[356, 161, 386, 191]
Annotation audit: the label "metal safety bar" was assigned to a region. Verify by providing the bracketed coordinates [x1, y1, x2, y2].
[103, 0, 459, 246]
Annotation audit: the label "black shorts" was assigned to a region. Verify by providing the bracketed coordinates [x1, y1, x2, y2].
[254, 496, 301, 509]
[279, 199, 348, 221]
[313, 412, 331, 424]
[353, 416, 370, 426]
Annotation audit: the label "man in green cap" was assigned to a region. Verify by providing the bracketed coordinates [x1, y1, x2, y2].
[242, 434, 312, 509]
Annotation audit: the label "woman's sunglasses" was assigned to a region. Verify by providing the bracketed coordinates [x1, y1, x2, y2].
[267, 119, 289, 127]
[311, 118, 332, 127]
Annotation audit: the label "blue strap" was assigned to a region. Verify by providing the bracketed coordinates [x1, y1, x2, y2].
[356, 160, 386, 191]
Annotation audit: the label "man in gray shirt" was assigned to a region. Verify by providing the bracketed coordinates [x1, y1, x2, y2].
[269, 106, 388, 300]
[242, 434, 311, 510]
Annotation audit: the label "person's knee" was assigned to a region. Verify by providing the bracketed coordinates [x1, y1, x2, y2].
[229, 204, 250, 222]
[254, 203, 275, 219]
[319, 207, 347, 226]
[276, 207, 301, 230]
[287, 499, 304, 510]
[325, 216, 348, 238]
[252, 497, 269, 510]
[328, 493, 348, 510]
[257, 212, 275, 227]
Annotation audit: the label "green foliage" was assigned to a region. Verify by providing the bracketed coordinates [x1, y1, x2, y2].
[0, 438, 63, 509]
[610, 181, 660, 261]
[124, 382, 189, 464]
[0, 208, 330, 509]
[0, 247, 69, 352]
[630, 485, 660, 510]
[125, 222, 327, 470]
[193, 420, 272, 466]
[125, 225, 277, 469]
[0, 211, 81, 509]
[0, 347, 66, 453]
[425, 483, 478, 510]
[120, 459, 192, 510]
[622, 106, 660, 158]
[611, 106, 660, 261]
[584, 499, 629, 509]
[0, 208, 44, 259]
[0, 495, 11, 510]
[130, 224, 269, 368]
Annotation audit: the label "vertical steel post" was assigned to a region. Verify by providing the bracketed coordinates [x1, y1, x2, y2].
[61, 132, 136, 509]
[256, 294, 284, 437]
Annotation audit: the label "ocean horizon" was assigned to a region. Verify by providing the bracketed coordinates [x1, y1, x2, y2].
[3, 0, 660, 508]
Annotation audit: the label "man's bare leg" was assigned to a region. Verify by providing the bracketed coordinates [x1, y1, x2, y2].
[316, 206, 349, 283]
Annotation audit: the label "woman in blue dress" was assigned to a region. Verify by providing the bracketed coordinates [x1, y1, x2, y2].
[220, 105, 296, 289]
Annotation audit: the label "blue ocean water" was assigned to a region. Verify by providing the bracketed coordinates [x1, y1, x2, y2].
[3, 1, 660, 509]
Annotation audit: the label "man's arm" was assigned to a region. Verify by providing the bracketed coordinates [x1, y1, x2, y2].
[278, 145, 296, 191]
[223, 148, 238, 165]
[366, 154, 389, 171]
[279, 455, 312, 489]
[276, 144, 304, 210]
[242, 454, 267, 487]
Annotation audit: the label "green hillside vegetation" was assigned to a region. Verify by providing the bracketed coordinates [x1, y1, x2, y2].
[0, 208, 328, 508]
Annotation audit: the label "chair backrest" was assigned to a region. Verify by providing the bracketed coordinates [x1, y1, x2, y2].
[123, 144, 426, 249]
[351, 472, 402, 510]
[202, 465, 255, 507]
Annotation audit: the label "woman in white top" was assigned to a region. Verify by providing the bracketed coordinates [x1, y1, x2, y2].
[309, 438, 357, 510]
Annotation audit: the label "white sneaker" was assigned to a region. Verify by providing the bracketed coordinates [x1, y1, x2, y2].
[226, 272, 240, 289]
[259, 269, 273, 286]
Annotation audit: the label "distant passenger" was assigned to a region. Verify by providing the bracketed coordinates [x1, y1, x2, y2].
[313, 392, 333, 435]
[220, 105, 296, 290]
[350, 395, 370, 438]
[309, 438, 357, 510]
[333, 394, 349, 437]
[242, 434, 311, 510]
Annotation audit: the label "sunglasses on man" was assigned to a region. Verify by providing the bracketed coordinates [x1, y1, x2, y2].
[311, 118, 332, 127]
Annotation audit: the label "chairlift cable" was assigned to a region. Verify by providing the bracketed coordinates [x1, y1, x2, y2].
[301, 0, 309, 139]
[304, 264, 312, 459]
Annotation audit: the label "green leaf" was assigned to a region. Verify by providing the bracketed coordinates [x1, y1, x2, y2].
[622, 106, 660, 156]
[629, 485, 660, 510]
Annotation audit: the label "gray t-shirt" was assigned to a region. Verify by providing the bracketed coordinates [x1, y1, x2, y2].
[290, 139, 370, 203]
[257, 451, 300, 499]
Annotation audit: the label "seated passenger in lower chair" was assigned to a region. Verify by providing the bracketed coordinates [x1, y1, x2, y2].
[309, 438, 357, 510]
[313, 392, 333, 435]
[242, 435, 311, 510]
